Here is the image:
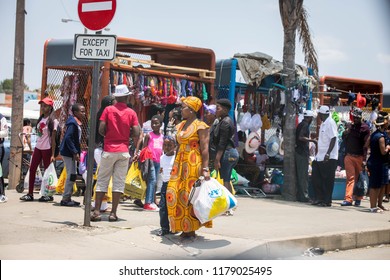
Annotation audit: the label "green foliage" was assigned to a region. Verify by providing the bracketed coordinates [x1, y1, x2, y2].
[1, 79, 13, 91]
[0, 79, 31, 91]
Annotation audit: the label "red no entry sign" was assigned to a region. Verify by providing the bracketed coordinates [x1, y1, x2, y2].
[78, 0, 116, 31]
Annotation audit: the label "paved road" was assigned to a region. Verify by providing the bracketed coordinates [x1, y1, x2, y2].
[1, 189, 390, 260]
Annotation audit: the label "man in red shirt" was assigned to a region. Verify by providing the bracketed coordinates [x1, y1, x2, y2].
[91, 85, 140, 222]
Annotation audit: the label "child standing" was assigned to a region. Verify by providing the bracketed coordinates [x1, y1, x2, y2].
[255, 144, 269, 184]
[20, 97, 59, 202]
[59, 103, 86, 206]
[157, 136, 176, 236]
[143, 115, 164, 211]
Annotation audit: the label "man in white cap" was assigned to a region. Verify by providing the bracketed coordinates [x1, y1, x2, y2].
[295, 110, 317, 202]
[91, 85, 140, 222]
[311, 105, 339, 207]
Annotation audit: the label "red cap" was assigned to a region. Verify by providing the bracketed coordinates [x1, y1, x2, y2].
[39, 97, 54, 107]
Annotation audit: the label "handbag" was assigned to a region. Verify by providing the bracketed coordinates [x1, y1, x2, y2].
[124, 162, 147, 200]
[353, 170, 369, 197]
[189, 178, 237, 224]
[39, 163, 58, 197]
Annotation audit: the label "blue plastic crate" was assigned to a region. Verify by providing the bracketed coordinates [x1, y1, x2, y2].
[308, 177, 346, 200]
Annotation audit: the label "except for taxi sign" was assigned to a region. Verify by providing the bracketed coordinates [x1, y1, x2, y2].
[73, 34, 117, 61]
[78, 0, 116, 31]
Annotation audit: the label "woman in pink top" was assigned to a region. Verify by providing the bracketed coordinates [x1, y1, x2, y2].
[142, 115, 164, 211]
[20, 97, 59, 202]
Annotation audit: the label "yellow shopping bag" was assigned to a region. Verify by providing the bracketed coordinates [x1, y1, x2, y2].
[92, 165, 112, 203]
[55, 167, 77, 194]
[124, 162, 146, 200]
[211, 170, 236, 195]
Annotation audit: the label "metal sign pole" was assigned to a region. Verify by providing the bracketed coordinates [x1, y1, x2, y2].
[83, 31, 101, 227]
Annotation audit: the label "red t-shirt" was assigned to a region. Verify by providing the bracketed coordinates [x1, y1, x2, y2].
[100, 102, 139, 153]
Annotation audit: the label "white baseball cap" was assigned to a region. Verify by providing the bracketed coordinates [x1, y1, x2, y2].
[304, 110, 314, 117]
[317, 105, 330, 115]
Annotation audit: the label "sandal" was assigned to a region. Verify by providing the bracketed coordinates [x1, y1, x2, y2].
[370, 208, 383, 213]
[20, 194, 34, 201]
[378, 205, 389, 211]
[90, 212, 102, 222]
[100, 207, 112, 213]
[108, 212, 118, 222]
[38, 196, 54, 202]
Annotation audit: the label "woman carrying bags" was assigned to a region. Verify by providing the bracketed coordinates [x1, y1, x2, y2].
[20, 97, 59, 202]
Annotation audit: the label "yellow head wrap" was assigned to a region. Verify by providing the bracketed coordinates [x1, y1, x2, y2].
[181, 96, 202, 112]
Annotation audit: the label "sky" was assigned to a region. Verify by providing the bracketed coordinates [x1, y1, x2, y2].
[0, 0, 389, 92]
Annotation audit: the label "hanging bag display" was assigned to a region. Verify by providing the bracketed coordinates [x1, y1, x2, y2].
[189, 178, 237, 224]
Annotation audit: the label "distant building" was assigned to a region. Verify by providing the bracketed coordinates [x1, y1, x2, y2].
[0, 91, 41, 108]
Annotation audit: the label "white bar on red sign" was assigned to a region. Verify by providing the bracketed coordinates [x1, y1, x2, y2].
[82, 1, 112, 12]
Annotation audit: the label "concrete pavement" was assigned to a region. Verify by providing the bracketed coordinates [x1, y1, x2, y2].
[1, 190, 390, 259]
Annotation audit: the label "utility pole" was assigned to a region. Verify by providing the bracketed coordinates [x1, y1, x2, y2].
[9, 0, 26, 190]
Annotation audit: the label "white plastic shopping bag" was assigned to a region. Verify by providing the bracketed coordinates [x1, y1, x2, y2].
[189, 178, 237, 224]
[39, 163, 58, 197]
[24, 167, 42, 191]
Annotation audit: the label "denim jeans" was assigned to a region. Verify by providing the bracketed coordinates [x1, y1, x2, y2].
[159, 181, 169, 230]
[145, 161, 160, 204]
[220, 148, 239, 182]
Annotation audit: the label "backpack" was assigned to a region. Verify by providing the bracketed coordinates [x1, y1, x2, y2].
[54, 125, 62, 157]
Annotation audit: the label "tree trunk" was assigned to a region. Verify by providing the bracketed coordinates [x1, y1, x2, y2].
[281, 27, 297, 201]
[9, 0, 25, 190]
[279, 0, 303, 201]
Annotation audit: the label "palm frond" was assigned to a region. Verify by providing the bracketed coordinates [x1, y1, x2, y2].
[297, 6, 318, 77]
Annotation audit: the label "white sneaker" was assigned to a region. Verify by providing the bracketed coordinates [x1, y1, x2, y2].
[0, 195, 8, 203]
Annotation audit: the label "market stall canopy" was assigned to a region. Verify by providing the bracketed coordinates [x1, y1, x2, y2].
[233, 52, 310, 86]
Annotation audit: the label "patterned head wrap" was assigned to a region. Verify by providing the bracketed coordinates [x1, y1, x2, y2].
[204, 104, 216, 115]
[181, 96, 202, 112]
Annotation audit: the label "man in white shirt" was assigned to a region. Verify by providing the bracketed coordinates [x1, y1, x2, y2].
[0, 113, 8, 202]
[311, 106, 339, 207]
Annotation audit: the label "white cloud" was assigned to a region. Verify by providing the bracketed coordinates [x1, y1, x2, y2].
[314, 35, 348, 63]
[376, 53, 390, 64]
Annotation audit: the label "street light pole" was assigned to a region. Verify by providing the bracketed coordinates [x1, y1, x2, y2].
[61, 18, 110, 34]
[61, 18, 87, 34]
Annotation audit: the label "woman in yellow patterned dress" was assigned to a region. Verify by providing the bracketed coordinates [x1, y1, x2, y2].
[167, 96, 212, 238]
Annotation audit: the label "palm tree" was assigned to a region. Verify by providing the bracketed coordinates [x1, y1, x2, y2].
[279, 0, 318, 201]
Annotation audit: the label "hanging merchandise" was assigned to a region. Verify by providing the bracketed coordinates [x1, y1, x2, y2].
[261, 114, 271, 130]
[180, 79, 187, 96]
[265, 134, 281, 158]
[280, 90, 286, 105]
[167, 78, 178, 104]
[202, 83, 208, 101]
[356, 93, 366, 108]
[249, 113, 262, 132]
[240, 112, 252, 131]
